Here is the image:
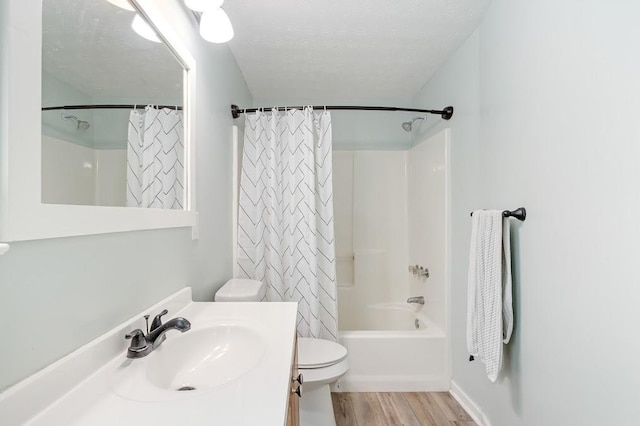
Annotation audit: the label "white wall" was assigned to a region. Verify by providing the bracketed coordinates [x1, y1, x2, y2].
[333, 145, 449, 332]
[332, 151, 355, 287]
[0, 0, 252, 391]
[407, 130, 448, 332]
[41, 135, 96, 205]
[95, 148, 127, 207]
[333, 150, 409, 330]
[413, 0, 640, 424]
[41, 136, 127, 207]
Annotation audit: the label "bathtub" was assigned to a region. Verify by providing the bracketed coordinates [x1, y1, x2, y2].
[333, 303, 450, 392]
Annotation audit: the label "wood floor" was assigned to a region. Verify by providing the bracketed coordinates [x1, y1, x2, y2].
[331, 392, 476, 426]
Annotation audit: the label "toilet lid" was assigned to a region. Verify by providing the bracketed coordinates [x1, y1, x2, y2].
[216, 278, 265, 300]
[298, 338, 348, 368]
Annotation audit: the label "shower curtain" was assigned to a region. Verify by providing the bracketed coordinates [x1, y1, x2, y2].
[237, 107, 338, 341]
[126, 106, 184, 209]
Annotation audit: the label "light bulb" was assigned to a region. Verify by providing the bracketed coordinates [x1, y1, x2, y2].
[185, 0, 223, 12]
[200, 8, 234, 43]
[105, 0, 135, 11]
[131, 14, 161, 43]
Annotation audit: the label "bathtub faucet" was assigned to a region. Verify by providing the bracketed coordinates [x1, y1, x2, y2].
[407, 296, 425, 305]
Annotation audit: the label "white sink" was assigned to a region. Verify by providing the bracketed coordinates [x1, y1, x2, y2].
[110, 320, 268, 402]
[145, 324, 266, 391]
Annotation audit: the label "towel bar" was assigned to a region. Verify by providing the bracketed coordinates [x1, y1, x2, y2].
[470, 207, 526, 221]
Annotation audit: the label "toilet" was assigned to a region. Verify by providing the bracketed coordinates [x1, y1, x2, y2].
[296, 337, 349, 426]
[215, 279, 349, 426]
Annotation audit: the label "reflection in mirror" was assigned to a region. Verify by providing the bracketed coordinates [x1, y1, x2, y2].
[41, 0, 186, 209]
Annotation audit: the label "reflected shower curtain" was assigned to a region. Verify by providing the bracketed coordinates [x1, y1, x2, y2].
[237, 108, 338, 341]
[126, 106, 184, 209]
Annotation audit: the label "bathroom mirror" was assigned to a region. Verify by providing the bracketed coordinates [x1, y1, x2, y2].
[0, 0, 197, 241]
[41, 0, 185, 209]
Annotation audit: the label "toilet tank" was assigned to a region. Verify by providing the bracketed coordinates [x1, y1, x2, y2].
[215, 278, 266, 302]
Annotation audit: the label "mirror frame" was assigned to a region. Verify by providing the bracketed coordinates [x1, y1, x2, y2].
[0, 0, 198, 242]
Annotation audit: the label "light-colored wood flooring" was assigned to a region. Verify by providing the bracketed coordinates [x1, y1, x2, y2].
[332, 392, 476, 426]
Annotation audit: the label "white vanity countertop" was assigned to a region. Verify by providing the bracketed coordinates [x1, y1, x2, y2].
[0, 289, 298, 426]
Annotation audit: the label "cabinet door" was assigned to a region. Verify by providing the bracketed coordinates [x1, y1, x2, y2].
[287, 336, 300, 426]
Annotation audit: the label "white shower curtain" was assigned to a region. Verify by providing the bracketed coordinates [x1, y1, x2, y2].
[237, 107, 338, 341]
[126, 106, 184, 209]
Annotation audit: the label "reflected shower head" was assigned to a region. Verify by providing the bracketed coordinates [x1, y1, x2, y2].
[62, 113, 91, 131]
[401, 116, 425, 132]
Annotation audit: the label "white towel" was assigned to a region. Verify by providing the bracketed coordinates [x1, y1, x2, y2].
[467, 210, 514, 382]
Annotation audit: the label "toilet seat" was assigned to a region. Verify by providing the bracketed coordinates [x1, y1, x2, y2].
[297, 338, 349, 389]
[298, 338, 348, 369]
[299, 357, 349, 387]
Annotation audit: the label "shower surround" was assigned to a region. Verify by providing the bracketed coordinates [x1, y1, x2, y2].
[332, 129, 450, 392]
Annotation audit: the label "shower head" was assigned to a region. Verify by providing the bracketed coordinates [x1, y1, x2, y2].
[62, 113, 91, 131]
[401, 116, 425, 132]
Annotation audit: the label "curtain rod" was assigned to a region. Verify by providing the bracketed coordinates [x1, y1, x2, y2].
[42, 104, 183, 111]
[230, 104, 454, 120]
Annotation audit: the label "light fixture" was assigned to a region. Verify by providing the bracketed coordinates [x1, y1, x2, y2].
[131, 14, 161, 43]
[184, 0, 234, 43]
[199, 7, 234, 43]
[105, 0, 135, 11]
[184, 0, 223, 12]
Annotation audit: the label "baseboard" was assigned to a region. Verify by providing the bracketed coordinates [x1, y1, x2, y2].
[332, 375, 450, 393]
[449, 380, 492, 426]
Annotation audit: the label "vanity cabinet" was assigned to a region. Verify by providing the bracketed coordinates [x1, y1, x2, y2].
[287, 336, 300, 426]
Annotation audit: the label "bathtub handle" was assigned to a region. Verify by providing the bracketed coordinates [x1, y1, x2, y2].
[292, 373, 304, 385]
[408, 264, 430, 278]
[291, 384, 303, 398]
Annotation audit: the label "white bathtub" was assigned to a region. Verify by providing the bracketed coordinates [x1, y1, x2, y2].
[333, 303, 450, 392]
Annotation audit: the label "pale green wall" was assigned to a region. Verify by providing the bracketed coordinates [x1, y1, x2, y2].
[413, 0, 640, 424]
[89, 95, 183, 150]
[42, 71, 95, 147]
[42, 72, 183, 150]
[253, 97, 416, 150]
[0, 0, 252, 391]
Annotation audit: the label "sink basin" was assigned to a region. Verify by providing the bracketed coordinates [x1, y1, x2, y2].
[144, 324, 266, 391]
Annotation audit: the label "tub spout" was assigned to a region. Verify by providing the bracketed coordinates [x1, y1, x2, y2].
[407, 296, 425, 305]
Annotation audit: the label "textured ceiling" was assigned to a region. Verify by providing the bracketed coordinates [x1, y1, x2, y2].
[42, 0, 183, 100]
[225, 0, 491, 102]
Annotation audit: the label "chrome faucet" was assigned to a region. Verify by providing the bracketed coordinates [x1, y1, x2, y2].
[125, 310, 191, 359]
[407, 296, 425, 305]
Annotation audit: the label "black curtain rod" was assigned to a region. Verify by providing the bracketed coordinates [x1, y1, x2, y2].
[230, 104, 454, 120]
[42, 104, 183, 111]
